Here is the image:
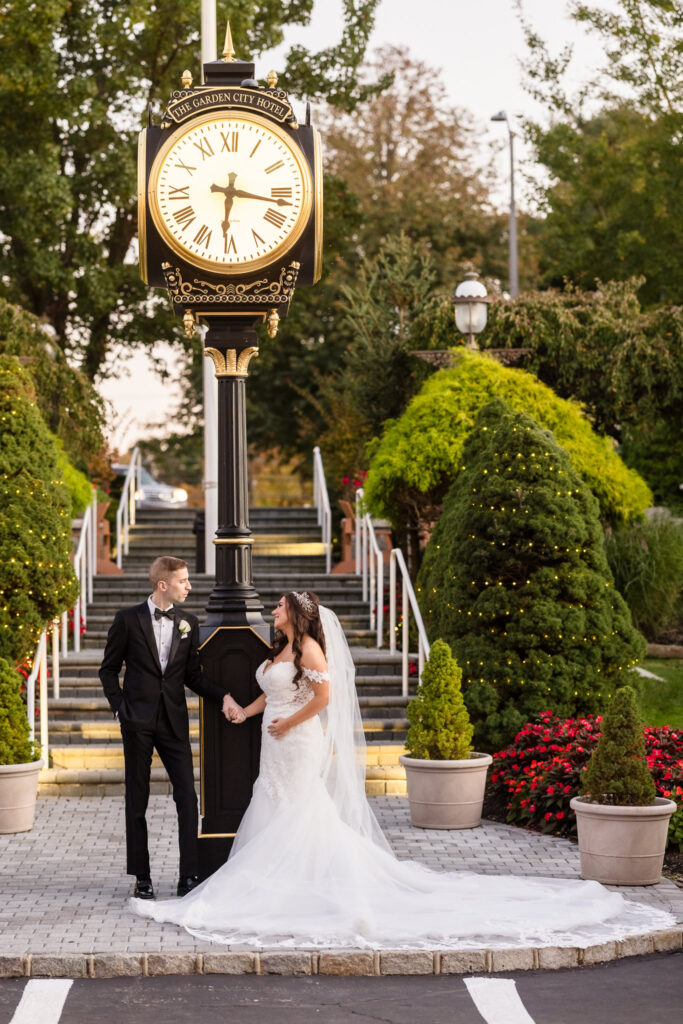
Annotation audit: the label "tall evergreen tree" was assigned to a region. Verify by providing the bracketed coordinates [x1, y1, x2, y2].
[418, 398, 646, 751]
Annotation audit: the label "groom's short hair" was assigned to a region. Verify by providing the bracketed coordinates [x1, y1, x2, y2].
[149, 556, 188, 587]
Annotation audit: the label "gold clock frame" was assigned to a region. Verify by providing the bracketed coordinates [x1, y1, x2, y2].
[147, 110, 314, 276]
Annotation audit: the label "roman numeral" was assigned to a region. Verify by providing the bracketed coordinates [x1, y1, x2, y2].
[193, 137, 214, 160]
[251, 229, 265, 246]
[271, 187, 292, 199]
[249, 140, 262, 158]
[263, 208, 286, 229]
[193, 224, 212, 249]
[265, 159, 285, 174]
[225, 234, 237, 254]
[173, 205, 196, 229]
[168, 185, 190, 200]
[220, 131, 239, 152]
[174, 160, 196, 176]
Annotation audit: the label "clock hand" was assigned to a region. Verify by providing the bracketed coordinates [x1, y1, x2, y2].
[210, 172, 238, 235]
[233, 188, 292, 207]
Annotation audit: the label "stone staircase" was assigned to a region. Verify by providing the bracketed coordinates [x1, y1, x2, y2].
[40, 507, 414, 796]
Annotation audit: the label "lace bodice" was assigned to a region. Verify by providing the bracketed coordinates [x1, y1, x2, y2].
[253, 659, 329, 804]
[256, 659, 329, 713]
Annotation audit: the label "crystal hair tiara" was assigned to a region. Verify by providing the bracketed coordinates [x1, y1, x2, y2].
[292, 591, 315, 614]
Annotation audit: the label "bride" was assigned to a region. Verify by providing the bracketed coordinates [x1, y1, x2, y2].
[133, 591, 674, 949]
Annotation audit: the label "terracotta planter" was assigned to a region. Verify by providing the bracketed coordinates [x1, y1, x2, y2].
[400, 752, 493, 829]
[570, 795, 677, 885]
[0, 759, 43, 834]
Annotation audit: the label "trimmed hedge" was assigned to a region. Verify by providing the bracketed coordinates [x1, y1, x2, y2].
[0, 357, 78, 663]
[365, 348, 652, 529]
[417, 399, 646, 751]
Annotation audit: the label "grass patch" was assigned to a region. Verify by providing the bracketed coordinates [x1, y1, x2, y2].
[634, 659, 683, 728]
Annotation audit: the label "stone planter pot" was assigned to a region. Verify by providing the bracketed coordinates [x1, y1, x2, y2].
[0, 759, 44, 834]
[399, 752, 493, 829]
[570, 795, 677, 885]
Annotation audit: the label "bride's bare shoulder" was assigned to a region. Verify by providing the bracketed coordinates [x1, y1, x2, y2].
[300, 635, 327, 672]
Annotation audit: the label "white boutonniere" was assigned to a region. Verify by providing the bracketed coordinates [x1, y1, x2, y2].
[178, 619, 191, 639]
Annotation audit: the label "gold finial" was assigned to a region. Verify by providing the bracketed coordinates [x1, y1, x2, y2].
[266, 309, 280, 339]
[266, 69, 278, 89]
[183, 309, 196, 338]
[222, 20, 235, 62]
[181, 69, 193, 89]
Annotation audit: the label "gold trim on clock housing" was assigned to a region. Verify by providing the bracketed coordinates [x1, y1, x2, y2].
[137, 129, 148, 284]
[148, 110, 313, 276]
[313, 127, 323, 284]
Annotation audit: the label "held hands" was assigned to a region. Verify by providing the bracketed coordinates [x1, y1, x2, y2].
[222, 693, 246, 724]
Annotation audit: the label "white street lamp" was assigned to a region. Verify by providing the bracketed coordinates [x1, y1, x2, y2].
[453, 271, 491, 350]
[491, 110, 519, 298]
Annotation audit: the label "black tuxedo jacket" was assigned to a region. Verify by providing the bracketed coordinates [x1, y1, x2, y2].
[99, 601, 224, 739]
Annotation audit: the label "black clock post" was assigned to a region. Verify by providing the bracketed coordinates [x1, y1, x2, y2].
[137, 25, 322, 879]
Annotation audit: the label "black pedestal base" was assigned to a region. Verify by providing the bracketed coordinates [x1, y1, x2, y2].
[197, 623, 271, 880]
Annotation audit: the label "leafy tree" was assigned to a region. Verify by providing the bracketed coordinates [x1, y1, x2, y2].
[320, 47, 516, 289]
[581, 686, 656, 805]
[0, 0, 384, 381]
[0, 358, 78, 663]
[418, 399, 646, 751]
[365, 348, 652, 533]
[405, 639, 473, 761]
[518, 0, 683, 304]
[0, 298, 107, 479]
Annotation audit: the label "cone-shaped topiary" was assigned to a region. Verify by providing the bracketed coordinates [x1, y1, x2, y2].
[417, 398, 646, 751]
[405, 639, 474, 759]
[0, 657, 39, 764]
[580, 685, 656, 805]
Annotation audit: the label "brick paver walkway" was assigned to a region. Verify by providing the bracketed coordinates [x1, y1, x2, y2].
[1, 796, 681, 957]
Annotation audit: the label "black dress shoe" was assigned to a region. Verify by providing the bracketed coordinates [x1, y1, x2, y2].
[133, 876, 155, 899]
[177, 875, 199, 897]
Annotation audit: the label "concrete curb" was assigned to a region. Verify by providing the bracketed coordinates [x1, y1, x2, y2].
[1, 929, 680, 978]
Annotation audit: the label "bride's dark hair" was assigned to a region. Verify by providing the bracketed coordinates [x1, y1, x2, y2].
[272, 591, 326, 688]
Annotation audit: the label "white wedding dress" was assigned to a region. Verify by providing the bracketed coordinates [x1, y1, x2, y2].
[132, 608, 674, 949]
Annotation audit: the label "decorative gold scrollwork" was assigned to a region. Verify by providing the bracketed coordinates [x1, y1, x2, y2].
[204, 346, 259, 378]
[162, 262, 301, 306]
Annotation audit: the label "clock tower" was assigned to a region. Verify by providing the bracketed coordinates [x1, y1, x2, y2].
[137, 25, 323, 876]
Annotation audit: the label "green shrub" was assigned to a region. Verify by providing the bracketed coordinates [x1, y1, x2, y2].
[365, 348, 652, 530]
[418, 399, 646, 751]
[405, 639, 473, 760]
[54, 438, 93, 517]
[604, 514, 683, 641]
[580, 686, 656, 805]
[0, 657, 39, 764]
[0, 357, 78, 663]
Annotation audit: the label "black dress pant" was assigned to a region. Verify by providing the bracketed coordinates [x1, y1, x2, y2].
[121, 699, 198, 877]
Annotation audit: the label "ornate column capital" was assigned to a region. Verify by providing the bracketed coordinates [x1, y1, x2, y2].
[204, 346, 259, 378]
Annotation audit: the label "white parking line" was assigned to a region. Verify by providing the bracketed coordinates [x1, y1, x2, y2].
[465, 977, 537, 1024]
[9, 980, 73, 1024]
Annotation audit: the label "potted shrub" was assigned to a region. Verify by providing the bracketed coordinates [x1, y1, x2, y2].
[570, 686, 676, 885]
[399, 639, 492, 828]
[0, 658, 43, 834]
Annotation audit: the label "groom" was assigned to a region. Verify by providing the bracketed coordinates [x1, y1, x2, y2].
[99, 556, 239, 899]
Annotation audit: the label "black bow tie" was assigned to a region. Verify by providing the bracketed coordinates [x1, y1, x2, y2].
[154, 607, 174, 621]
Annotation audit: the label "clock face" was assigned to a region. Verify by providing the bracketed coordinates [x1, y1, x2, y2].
[148, 111, 312, 274]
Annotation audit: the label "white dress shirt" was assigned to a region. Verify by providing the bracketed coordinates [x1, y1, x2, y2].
[148, 596, 174, 673]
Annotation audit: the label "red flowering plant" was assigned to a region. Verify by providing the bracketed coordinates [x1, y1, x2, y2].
[487, 710, 683, 849]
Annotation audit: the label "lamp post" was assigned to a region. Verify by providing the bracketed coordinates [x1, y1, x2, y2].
[491, 110, 519, 298]
[453, 271, 490, 349]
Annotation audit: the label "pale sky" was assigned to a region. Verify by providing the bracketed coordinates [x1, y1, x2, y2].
[100, 0, 612, 453]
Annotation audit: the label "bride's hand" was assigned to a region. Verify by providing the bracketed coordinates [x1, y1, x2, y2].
[267, 717, 290, 739]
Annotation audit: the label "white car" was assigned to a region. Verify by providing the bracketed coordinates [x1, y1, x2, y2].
[112, 464, 188, 510]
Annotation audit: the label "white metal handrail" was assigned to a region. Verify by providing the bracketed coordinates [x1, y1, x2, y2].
[389, 548, 431, 697]
[312, 446, 332, 574]
[72, 501, 93, 653]
[115, 446, 142, 569]
[355, 489, 430, 692]
[25, 628, 49, 762]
